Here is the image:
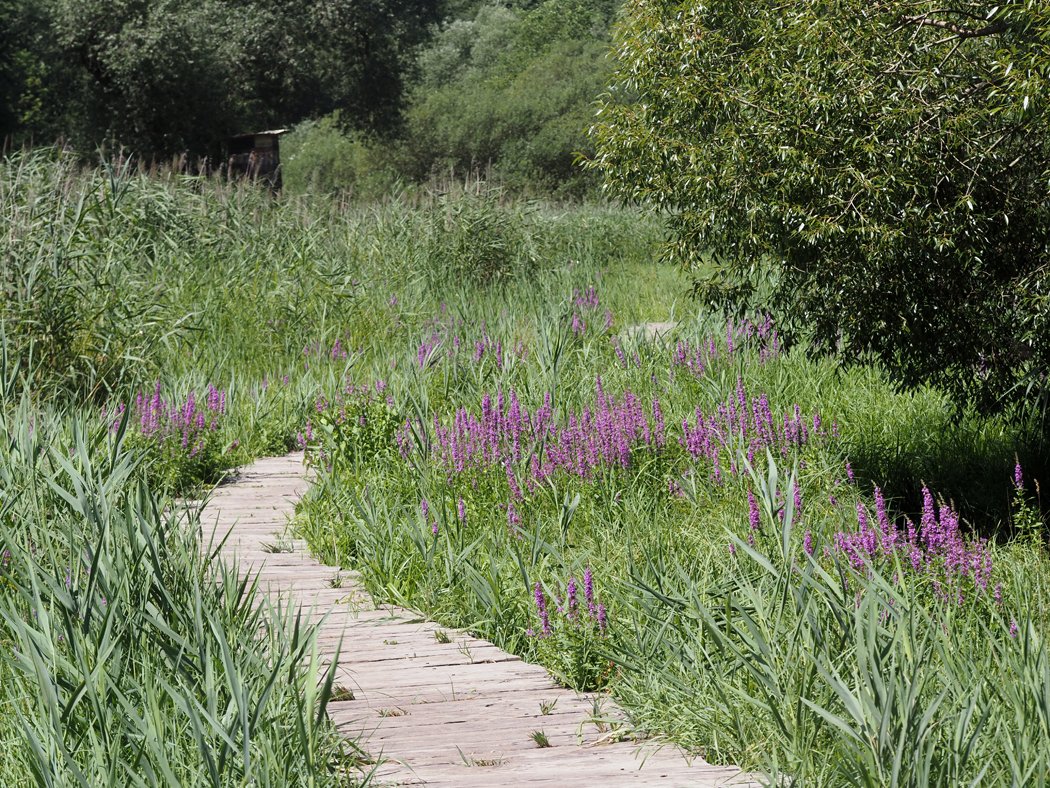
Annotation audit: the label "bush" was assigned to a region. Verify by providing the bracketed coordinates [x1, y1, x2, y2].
[282, 115, 399, 199]
[590, 1, 1050, 416]
[424, 190, 538, 286]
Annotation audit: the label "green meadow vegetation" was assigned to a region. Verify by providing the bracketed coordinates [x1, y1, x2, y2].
[3, 0, 1050, 785]
[2, 149, 1047, 784]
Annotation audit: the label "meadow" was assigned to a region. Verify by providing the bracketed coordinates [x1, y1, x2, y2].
[2, 149, 1049, 784]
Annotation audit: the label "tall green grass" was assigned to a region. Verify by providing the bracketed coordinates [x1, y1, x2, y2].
[3, 149, 1048, 784]
[294, 312, 1049, 783]
[0, 398, 362, 785]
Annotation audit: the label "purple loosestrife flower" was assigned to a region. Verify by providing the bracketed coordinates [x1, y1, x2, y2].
[571, 312, 585, 336]
[845, 460, 854, 482]
[748, 491, 761, 533]
[1014, 461, 1024, 491]
[874, 486, 893, 551]
[534, 583, 552, 637]
[1010, 618, 1019, 639]
[566, 577, 578, 619]
[728, 541, 737, 556]
[420, 499, 430, 521]
[596, 603, 608, 633]
[505, 461, 523, 500]
[920, 486, 937, 544]
[803, 530, 813, 556]
[831, 483, 995, 605]
[457, 498, 467, 523]
[652, 398, 666, 447]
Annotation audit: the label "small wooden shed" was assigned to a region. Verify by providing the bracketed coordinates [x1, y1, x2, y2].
[226, 128, 287, 190]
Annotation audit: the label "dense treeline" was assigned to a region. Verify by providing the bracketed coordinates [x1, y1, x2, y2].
[1, 0, 440, 156]
[0, 0, 614, 194]
[281, 0, 618, 197]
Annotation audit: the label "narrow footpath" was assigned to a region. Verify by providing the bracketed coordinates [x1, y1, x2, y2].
[201, 452, 753, 787]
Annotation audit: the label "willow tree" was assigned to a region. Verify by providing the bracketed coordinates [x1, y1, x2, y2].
[590, 1, 1050, 414]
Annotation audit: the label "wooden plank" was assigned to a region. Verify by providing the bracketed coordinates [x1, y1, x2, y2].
[203, 453, 756, 787]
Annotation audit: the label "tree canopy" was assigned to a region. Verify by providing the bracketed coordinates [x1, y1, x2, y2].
[2, 0, 440, 158]
[590, 1, 1050, 414]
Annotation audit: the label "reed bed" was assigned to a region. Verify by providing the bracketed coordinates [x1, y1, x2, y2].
[2, 149, 1048, 784]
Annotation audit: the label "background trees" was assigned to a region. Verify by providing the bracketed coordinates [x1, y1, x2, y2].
[2, 0, 441, 159]
[1, 0, 611, 195]
[590, 1, 1050, 415]
[401, 0, 617, 196]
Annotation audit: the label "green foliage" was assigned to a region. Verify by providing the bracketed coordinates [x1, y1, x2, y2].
[282, 116, 399, 198]
[7, 155, 1050, 783]
[531, 576, 613, 691]
[4, 0, 621, 196]
[591, 0, 1050, 414]
[621, 459, 1048, 784]
[284, 250, 1046, 782]
[0, 150, 186, 401]
[424, 190, 539, 286]
[0, 404, 358, 784]
[308, 388, 401, 475]
[404, 0, 616, 196]
[4, 0, 439, 157]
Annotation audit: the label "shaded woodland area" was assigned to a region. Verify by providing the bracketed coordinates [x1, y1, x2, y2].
[0, 0, 616, 195]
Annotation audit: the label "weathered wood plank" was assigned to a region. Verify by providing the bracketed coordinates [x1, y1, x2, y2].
[205, 452, 756, 787]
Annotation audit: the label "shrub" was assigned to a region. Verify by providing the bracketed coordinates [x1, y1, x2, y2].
[424, 190, 538, 286]
[282, 115, 399, 199]
[112, 382, 239, 493]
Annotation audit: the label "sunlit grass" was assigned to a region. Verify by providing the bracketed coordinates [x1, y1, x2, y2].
[2, 150, 1048, 784]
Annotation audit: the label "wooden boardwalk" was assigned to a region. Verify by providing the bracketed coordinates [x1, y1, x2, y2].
[201, 453, 753, 787]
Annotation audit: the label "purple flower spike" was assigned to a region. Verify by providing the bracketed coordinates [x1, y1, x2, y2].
[1010, 618, 1019, 639]
[534, 582, 551, 637]
[1014, 462, 1023, 491]
[457, 498, 467, 523]
[748, 491, 761, 532]
[803, 530, 813, 556]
